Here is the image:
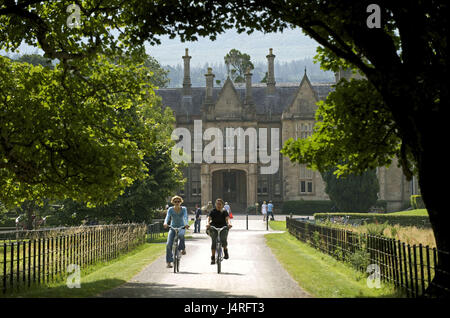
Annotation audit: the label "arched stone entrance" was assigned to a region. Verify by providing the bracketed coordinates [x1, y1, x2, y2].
[201, 164, 257, 213]
[212, 169, 247, 212]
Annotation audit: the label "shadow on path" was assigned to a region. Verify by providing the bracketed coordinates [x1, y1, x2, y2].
[99, 282, 256, 298]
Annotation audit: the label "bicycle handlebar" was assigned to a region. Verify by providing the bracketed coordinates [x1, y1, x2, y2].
[209, 225, 229, 231]
[169, 225, 187, 231]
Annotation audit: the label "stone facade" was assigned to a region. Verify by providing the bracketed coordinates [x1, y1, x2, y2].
[156, 49, 419, 213]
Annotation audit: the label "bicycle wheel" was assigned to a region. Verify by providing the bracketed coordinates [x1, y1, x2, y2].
[173, 237, 178, 273]
[216, 243, 222, 274]
[176, 246, 181, 273]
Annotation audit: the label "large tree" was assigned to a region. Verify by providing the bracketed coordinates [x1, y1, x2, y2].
[49, 143, 184, 225]
[1, 0, 448, 296]
[224, 49, 254, 83]
[0, 52, 174, 207]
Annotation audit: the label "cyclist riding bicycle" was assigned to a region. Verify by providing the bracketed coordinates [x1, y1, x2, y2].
[163, 195, 190, 268]
[206, 198, 232, 265]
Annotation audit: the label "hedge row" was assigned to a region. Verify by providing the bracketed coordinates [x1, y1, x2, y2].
[281, 200, 389, 215]
[313, 212, 431, 228]
[0, 217, 16, 228]
[281, 200, 335, 215]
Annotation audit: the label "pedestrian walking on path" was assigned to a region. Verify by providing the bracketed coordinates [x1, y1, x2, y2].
[224, 202, 233, 218]
[163, 195, 190, 268]
[194, 204, 202, 233]
[267, 201, 275, 221]
[261, 201, 268, 221]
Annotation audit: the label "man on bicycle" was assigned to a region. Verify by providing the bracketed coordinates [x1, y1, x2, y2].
[206, 198, 232, 265]
[163, 195, 189, 268]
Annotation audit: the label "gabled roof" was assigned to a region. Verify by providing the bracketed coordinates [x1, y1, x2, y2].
[156, 81, 334, 117]
[283, 71, 321, 117]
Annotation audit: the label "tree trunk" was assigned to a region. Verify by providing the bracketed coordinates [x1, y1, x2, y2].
[417, 133, 450, 298]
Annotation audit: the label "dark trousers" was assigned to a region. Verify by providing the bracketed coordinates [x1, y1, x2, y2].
[194, 218, 201, 232]
[207, 227, 229, 250]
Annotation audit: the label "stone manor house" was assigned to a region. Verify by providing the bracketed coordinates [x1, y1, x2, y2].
[156, 49, 420, 213]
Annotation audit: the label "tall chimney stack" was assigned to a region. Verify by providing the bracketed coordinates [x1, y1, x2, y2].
[266, 48, 276, 95]
[245, 67, 253, 104]
[182, 48, 192, 95]
[205, 67, 215, 103]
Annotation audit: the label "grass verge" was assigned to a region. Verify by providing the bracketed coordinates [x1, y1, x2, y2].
[387, 209, 428, 216]
[3, 236, 166, 298]
[266, 221, 404, 298]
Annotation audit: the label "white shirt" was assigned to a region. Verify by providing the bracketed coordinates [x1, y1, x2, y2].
[261, 204, 268, 214]
[224, 204, 231, 213]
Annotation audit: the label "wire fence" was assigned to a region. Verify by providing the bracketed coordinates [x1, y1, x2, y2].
[286, 217, 450, 297]
[0, 223, 148, 295]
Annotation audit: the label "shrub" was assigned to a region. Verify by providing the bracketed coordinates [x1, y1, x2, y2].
[322, 167, 379, 212]
[348, 249, 371, 271]
[246, 205, 258, 214]
[410, 195, 425, 209]
[0, 217, 16, 227]
[312, 231, 321, 248]
[365, 221, 389, 236]
[389, 226, 398, 239]
[282, 200, 335, 215]
[314, 212, 431, 228]
[152, 209, 168, 221]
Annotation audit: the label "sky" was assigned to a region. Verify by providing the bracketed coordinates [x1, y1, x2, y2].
[4, 27, 321, 67]
[146, 27, 320, 66]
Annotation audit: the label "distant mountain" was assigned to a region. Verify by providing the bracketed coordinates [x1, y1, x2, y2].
[164, 57, 335, 88]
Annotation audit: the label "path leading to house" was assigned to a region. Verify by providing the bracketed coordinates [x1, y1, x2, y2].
[98, 215, 311, 298]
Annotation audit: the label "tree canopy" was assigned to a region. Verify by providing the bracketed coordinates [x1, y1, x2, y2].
[0, 52, 175, 208]
[281, 77, 407, 178]
[224, 49, 254, 83]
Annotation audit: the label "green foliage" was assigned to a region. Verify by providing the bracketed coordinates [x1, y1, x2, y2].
[314, 213, 432, 228]
[321, 166, 379, 212]
[365, 221, 389, 236]
[410, 195, 425, 209]
[389, 226, 398, 239]
[260, 72, 268, 83]
[0, 52, 175, 208]
[224, 49, 254, 83]
[143, 56, 170, 88]
[312, 230, 321, 248]
[46, 143, 184, 226]
[282, 200, 335, 215]
[281, 78, 404, 178]
[348, 249, 370, 271]
[15, 54, 54, 68]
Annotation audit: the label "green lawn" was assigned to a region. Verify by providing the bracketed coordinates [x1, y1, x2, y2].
[3, 236, 166, 298]
[2, 226, 195, 298]
[387, 209, 428, 216]
[266, 221, 404, 298]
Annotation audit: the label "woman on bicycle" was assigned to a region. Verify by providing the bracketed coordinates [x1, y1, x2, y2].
[206, 198, 232, 265]
[163, 195, 189, 268]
